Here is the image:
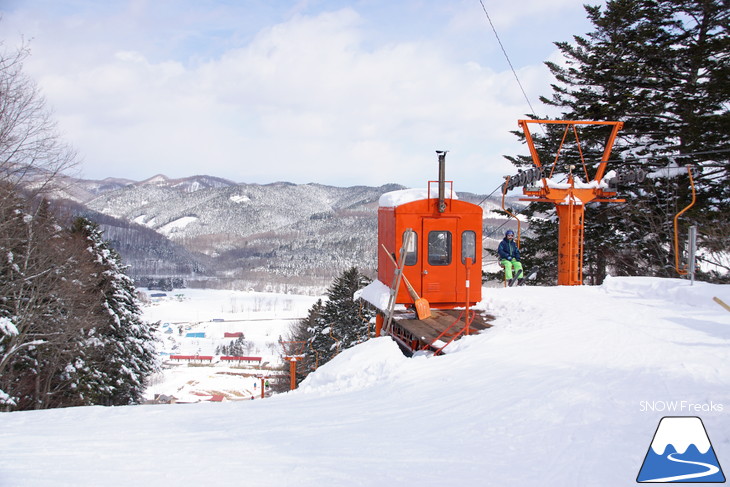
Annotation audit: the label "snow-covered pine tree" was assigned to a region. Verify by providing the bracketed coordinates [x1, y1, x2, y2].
[317, 267, 374, 363]
[281, 268, 374, 388]
[508, 0, 728, 283]
[69, 218, 159, 405]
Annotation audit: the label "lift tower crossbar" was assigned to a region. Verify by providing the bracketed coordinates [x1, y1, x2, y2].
[518, 119, 624, 286]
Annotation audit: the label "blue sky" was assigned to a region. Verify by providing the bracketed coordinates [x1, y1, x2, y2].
[0, 0, 603, 193]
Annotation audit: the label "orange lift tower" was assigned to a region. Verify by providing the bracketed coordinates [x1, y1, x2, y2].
[279, 340, 307, 391]
[517, 120, 624, 286]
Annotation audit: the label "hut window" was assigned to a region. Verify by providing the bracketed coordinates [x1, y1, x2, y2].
[428, 231, 452, 266]
[462, 231, 476, 264]
[402, 231, 418, 266]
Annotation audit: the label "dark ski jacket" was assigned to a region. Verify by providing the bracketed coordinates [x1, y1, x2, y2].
[497, 238, 520, 261]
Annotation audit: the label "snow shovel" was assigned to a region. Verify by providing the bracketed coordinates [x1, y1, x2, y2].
[381, 244, 432, 320]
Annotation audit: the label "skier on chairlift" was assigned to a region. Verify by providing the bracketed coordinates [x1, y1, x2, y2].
[498, 230, 523, 286]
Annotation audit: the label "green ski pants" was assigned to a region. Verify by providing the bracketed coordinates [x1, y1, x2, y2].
[501, 259, 523, 280]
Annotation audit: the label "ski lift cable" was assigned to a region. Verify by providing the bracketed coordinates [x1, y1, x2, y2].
[478, 0, 539, 118]
[582, 148, 730, 167]
[473, 180, 536, 241]
[476, 182, 506, 206]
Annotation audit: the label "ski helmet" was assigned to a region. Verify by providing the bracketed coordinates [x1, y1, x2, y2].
[505, 230, 515, 237]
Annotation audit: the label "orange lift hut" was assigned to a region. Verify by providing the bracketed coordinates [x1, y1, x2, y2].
[378, 152, 482, 309]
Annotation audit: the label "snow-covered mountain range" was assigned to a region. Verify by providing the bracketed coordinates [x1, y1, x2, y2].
[52, 174, 515, 293]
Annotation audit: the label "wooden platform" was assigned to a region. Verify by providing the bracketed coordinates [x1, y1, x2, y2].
[388, 309, 495, 355]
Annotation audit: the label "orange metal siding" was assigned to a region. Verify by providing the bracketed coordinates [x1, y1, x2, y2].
[378, 197, 482, 308]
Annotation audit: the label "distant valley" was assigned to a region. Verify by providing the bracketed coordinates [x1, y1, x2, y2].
[50, 174, 516, 294]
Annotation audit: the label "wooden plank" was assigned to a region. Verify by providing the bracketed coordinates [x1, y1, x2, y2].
[426, 311, 456, 326]
[393, 309, 494, 347]
[396, 319, 442, 343]
[397, 316, 469, 343]
[429, 311, 491, 334]
[437, 309, 495, 330]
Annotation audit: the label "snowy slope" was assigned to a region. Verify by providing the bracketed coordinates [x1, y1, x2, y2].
[1, 277, 728, 487]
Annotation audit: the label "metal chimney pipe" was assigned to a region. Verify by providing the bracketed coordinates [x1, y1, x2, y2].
[436, 150, 447, 213]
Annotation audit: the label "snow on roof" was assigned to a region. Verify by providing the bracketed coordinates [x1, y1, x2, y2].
[378, 188, 459, 208]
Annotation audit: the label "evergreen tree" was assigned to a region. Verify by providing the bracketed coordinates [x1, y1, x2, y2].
[508, 0, 729, 283]
[282, 267, 374, 387]
[69, 218, 159, 405]
[0, 37, 156, 409]
[317, 267, 374, 360]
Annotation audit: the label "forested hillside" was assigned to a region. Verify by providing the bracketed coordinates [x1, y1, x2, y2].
[55, 174, 513, 293]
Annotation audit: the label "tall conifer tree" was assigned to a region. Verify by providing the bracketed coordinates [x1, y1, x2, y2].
[511, 0, 728, 283]
[69, 218, 159, 405]
[285, 267, 374, 387]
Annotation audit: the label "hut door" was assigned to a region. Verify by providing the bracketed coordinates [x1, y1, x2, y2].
[422, 218, 458, 303]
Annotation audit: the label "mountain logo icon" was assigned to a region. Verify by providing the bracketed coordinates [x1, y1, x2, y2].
[637, 416, 726, 483]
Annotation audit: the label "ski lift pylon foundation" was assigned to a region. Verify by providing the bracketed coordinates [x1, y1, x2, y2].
[517, 120, 624, 286]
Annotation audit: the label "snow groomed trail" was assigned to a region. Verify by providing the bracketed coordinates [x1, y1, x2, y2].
[1, 276, 728, 486]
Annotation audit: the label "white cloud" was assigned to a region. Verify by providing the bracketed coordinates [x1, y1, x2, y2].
[0, 1, 599, 192]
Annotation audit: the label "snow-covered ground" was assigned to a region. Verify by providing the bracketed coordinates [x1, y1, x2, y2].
[1, 276, 729, 486]
[141, 289, 320, 403]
